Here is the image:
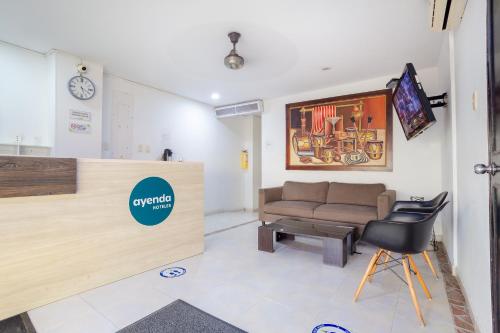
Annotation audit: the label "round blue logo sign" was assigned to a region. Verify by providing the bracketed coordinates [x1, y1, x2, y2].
[129, 177, 175, 226]
[160, 267, 186, 278]
[312, 323, 351, 333]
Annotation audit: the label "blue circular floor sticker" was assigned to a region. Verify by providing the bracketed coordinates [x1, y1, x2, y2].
[312, 323, 351, 333]
[160, 267, 186, 278]
[129, 177, 175, 226]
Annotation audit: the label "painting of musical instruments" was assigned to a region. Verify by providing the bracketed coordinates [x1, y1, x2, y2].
[286, 89, 393, 171]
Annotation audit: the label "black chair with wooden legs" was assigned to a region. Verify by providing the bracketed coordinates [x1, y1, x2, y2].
[353, 202, 449, 326]
[392, 191, 448, 214]
[384, 191, 448, 279]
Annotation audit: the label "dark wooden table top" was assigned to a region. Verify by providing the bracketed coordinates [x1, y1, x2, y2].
[265, 218, 354, 239]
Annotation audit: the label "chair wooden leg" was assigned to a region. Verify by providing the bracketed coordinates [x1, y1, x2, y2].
[368, 249, 383, 282]
[408, 255, 432, 300]
[422, 250, 438, 279]
[402, 255, 426, 326]
[383, 251, 392, 267]
[354, 250, 384, 301]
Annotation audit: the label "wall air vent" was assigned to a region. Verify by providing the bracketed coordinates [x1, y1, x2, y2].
[215, 100, 263, 118]
[430, 0, 468, 31]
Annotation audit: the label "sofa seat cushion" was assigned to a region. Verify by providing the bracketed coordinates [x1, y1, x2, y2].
[313, 204, 377, 225]
[282, 181, 329, 203]
[263, 201, 322, 218]
[327, 182, 386, 207]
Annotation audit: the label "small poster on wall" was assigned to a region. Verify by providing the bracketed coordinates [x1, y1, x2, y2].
[69, 121, 92, 134]
[69, 109, 92, 122]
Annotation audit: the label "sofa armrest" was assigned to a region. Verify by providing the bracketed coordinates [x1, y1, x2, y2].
[259, 186, 283, 205]
[377, 190, 396, 219]
[259, 186, 283, 221]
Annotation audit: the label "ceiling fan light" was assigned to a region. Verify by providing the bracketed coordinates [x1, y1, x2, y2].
[224, 51, 244, 70]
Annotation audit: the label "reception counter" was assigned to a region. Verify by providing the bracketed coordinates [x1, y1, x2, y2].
[0, 158, 204, 320]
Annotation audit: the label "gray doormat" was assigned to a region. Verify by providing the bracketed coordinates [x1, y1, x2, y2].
[117, 299, 247, 333]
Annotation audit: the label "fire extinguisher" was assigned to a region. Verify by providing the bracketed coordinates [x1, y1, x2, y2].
[240, 150, 248, 170]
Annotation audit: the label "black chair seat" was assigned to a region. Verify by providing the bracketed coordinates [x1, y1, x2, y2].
[361, 202, 448, 254]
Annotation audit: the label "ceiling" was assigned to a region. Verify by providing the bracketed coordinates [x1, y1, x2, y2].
[0, 0, 444, 106]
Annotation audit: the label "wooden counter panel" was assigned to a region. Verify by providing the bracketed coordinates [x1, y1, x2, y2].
[0, 156, 76, 198]
[0, 159, 204, 320]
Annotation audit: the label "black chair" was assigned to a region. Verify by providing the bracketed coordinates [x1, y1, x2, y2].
[391, 191, 448, 214]
[388, 191, 448, 278]
[353, 202, 449, 326]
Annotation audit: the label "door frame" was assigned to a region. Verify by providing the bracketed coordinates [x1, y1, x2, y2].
[487, 0, 499, 331]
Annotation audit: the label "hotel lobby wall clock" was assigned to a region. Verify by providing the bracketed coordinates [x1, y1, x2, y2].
[68, 75, 95, 100]
[68, 64, 96, 100]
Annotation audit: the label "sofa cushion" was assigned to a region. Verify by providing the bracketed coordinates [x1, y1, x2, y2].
[263, 201, 322, 219]
[327, 182, 386, 207]
[313, 204, 377, 225]
[282, 181, 329, 203]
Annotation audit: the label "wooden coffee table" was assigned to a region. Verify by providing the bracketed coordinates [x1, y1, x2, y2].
[258, 219, 355, 267]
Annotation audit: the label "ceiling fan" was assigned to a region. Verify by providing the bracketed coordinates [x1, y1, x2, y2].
[224, 32, 244, 70]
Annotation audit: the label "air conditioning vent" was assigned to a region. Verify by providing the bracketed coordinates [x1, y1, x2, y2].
[215, 100, 263, 118]
[430, 0, 467, 31]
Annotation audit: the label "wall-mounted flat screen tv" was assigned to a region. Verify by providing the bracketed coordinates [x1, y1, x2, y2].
[393, 63, 436, 140]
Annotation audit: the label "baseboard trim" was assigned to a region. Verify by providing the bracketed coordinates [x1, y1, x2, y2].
[205, 219, 259, 237]
[204, 208, 246, 216]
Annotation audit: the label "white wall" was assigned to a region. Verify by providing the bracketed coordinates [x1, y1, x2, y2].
[221, 115, 253, 212]
[453, 0, 491, 331]
[102, 75, 252, 214]
[262, 67, 447, 234]
[0, 42, 50, 146]
[240, 116, 254, 211]
[49, 51, 103, 158]
[437, 35, 456, 264]
[0, 43, 103, 156]
[252, 116, 262, 210]
[241, 115, 262, 211]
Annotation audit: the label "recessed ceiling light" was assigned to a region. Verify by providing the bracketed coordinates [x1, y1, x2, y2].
[211, 92, 220, 100]
[321, 67, 332, 71]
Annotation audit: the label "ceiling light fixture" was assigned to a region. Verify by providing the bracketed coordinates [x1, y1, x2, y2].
[211, 92, 220, 100]
[321, 67, 332, 71]
[224, 32, 244, 70]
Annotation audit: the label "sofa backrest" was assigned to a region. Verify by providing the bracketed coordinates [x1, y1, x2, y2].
[327, 182, 386, 207]
[282, 181, 329, 203]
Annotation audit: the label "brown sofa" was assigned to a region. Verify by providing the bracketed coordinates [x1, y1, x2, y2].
[259, 181, 396, 240]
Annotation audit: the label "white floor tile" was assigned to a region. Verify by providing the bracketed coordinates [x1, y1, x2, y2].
[80, 277, 175, 329]
[238, 298, 318, 333]
[28, 296, 116, 333]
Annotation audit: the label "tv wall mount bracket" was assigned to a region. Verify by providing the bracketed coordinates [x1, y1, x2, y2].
[386, 78, 448, 109]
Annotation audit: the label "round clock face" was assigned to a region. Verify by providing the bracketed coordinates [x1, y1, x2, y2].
[68, 75, 95, 100]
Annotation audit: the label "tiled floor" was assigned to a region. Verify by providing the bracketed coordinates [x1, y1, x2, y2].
[204, 210, 258, 235]
[28, 213, 455, 333]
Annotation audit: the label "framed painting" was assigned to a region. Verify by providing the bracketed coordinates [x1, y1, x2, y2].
[286, 89, 393, 171]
